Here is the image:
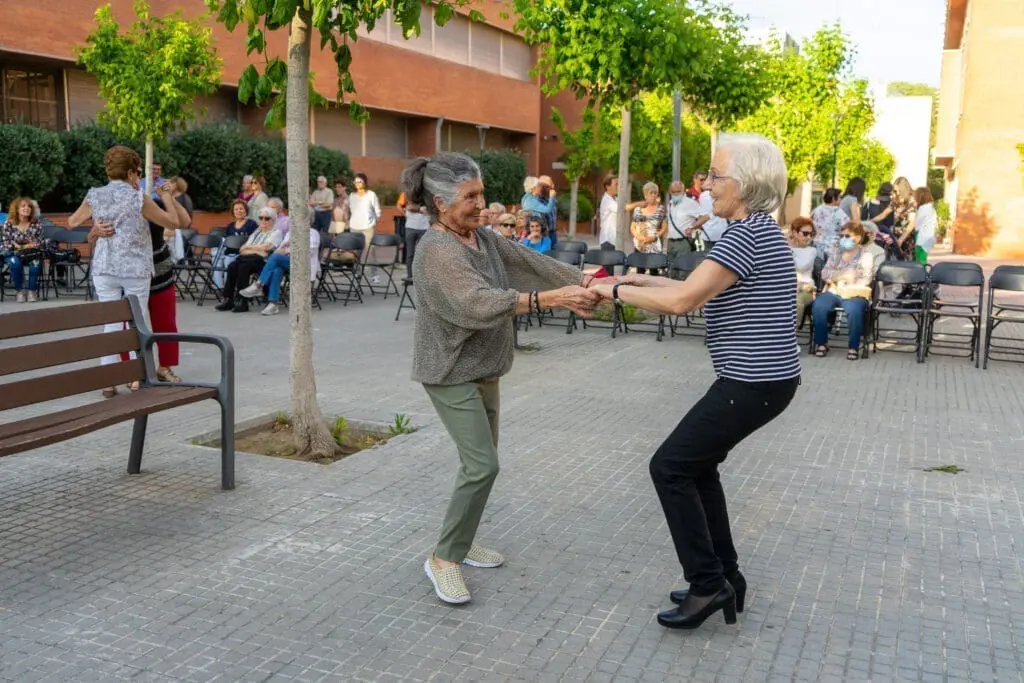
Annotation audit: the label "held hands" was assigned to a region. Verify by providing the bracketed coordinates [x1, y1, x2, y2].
[556, 285, 601, 318]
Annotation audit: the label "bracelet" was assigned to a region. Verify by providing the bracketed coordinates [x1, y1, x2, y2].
[533, 290, 541, 314]
[527, 291, 535, 314]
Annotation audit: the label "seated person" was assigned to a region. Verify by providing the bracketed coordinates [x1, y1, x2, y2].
[494, 212, 518, 240]
[238, 228, 321, 316]
[216, 206, 283, 313]
[861, 221, 887, 276]
[788, 217, 817, 325]
[811, 222, 874, 361]
[520, 217, 551, 254]
[214, 199, 258, 288]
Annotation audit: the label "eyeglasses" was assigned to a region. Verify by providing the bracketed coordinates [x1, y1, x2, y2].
[500, 222, 516, 227]
[707, 169, 733, 184]
[259, 216, 273, 221]
[799, 231, 814, 237]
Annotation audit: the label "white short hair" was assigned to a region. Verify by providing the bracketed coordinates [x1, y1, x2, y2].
[523, 176, 539, 193]
[488, 202, 505, 213]
[642, 181, 659, 196]
[718, 133, 788, 214]
[317, 175, 327, 183]
[267, 197, 284, 209]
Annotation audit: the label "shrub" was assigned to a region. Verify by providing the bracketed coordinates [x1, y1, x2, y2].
[54, 124, 121, 209]
[308, 145, 353, 192]
[469, 149, 527, 205]
[556, 193, 594, 223]
[372, 183, 401, 207]
[0, 124, 63, 207]
[935, 198, 951, 241]
[173, 123, 254, 212]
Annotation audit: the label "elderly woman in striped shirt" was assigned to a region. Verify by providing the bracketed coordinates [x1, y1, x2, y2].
[593, 134, 801, 631]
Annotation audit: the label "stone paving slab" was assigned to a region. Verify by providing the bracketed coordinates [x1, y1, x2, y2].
[1, 286, 1023, 682]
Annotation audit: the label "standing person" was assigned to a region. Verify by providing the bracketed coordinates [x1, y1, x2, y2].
[214, 200, 257, 289]
[537, 176, 559, 249]
[215, 205, 283, 313]
[67, 145, 180, 398]
[628, 182, 667, 274]
[404, 199, 430, 267]
[697, 174, 729, 249]
[666, 181, 709, 262]
[839, 177, 866, 223]
[168, 177, 194, 218]
[247, 176, 269, 221]
[109, 195, 192, 382]
[402, 152, 601, 605]
[330, 178, 350, 234]
[891, 177, 917, 261]
[521, 176, 556, 244]
[349, 172, 381, 284]
[1, 197, 44, 302]
[309, 175, 335, 232]
[145, 162, 166, 198]
[237, 175, 254, 202]
[899, 187, 937, 266]
[686, 170, 706, 200]
[592, 134, 800, 631]
[811, 188, 846, 259]
[598, 174, 619, 250]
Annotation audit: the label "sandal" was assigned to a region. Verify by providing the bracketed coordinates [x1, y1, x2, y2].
[846, 349, 859, 361]
[157, 367, 182, 383]
[814, 345, 829, 358]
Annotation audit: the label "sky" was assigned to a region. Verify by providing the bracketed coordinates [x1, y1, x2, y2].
[729, 0, 947, 88]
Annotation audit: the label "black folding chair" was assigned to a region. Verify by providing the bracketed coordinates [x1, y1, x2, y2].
[623, 252, 670, 341]
[51, 229, 92, 299]
[552, 240, 588, 258]
[395, 275, 416, 321]
[318, 232, 365, 305]
[669, 252, 708, 338]
[363, 233, 402, 298]
[185, 234, 228, 305]
[536, 250, 585, 332]
[982, 265, 1024, 369]
[577, 249, 627, 336]
[870, 261, 929, 362]
[925, 261, 985, 366]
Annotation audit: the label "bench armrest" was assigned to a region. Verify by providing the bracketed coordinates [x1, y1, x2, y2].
[142, 333, 235, 395]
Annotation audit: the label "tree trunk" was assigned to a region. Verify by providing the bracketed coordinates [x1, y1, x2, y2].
[144, 136, 154, 195]
[568, 176, 580, 239]
[671, 91, 682, 184]
[614, 105, 632, 253]
[286, 10, 337, 459]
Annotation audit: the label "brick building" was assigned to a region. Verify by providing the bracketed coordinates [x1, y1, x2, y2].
[0, 0, 584, 201]
[937, 0, 1024, 257]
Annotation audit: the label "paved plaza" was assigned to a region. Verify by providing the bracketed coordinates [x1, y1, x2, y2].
[1, 278, 1024, 682]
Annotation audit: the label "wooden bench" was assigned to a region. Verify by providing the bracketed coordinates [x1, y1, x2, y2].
[0, 296, 236, 489]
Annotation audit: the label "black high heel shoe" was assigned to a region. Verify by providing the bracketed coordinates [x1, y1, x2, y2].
[657, 583, 737, 630]
[669, 570, 746, 612]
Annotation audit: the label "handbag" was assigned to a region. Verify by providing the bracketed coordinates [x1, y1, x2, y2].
[15, 247, 44, 263]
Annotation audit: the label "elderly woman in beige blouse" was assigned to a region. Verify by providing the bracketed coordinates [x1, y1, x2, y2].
[402, 152, 601, 606]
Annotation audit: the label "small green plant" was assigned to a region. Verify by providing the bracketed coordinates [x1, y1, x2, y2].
[331, 416, 349, 445]
[361, 435, 378, 450]
[274, 411, 291, 426]
[923, 464, 965, 474]
[388, 413, 414, 437]
[515, 342, 542, 352]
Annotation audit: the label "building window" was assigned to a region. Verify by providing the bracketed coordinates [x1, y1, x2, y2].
[1, 66, 63, 129]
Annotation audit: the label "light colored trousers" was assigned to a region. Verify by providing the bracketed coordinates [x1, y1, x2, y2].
[93, 274, 150, 366]
[424, 379, 501, 563]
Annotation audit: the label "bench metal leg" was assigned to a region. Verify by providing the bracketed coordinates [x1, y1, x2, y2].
[127, 415, 148, 474]
[219, 394, 236, 491]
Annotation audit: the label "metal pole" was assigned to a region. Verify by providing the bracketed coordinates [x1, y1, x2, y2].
[671, 91, 682, 183]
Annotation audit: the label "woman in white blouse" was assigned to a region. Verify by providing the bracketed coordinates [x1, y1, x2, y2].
[348, 172, 382, 283]
[899, 187, 937, 265]
[788, 217, 818, 325]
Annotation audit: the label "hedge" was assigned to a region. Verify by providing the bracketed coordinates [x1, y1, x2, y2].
[2, 121, 352, 213]
[0, 124, 64, 208]
[468, 149, 527, 206]
[556, 192, 595, 223]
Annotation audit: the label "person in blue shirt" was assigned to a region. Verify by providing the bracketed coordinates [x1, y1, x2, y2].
[520, 217, 551, 254]
[520, 177, 558, 248]
[146, 162, 167, 198]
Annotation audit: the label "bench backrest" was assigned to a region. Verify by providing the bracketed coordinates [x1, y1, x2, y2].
[0, 299, 145, 411]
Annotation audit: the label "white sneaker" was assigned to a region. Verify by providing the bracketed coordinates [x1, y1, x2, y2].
[239, 282, 263, 298]
[15, 291, 26, 303]
[462, 544, 505, 569]
[26, 291, 37, 303]
[424, 557, 471, 605]
[261, 302, 280, 316]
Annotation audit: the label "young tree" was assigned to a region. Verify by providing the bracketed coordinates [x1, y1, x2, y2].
[513, 0, 770, 251]
[551, 107, 598, 239]
[78, 0, 221, 192]
[207, 0, 479, 459]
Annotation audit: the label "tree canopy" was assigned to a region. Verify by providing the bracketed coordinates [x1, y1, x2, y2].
[78, 0, 221, 144]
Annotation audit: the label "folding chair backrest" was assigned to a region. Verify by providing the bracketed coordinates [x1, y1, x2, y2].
[42, 224, 63, 240]
[331, 232, 365, 252]
[191, 234, 223, 250]
[221, 235, 247, 251]
[553, 240, 588, 255]
[58, 230, 89, 245]
[876, 261, 928, 285]
[989, 265, 1024, 293]
[929, 261, 984, 287]
[584, 249, 626, 268]
[672, 251, 707, 276]
[208, 226, 228, 239]
[626, 252, 669, 270]
[370, 233, 401, 248]
[549, 250, 583, 267]
[179, 228, 198, 244]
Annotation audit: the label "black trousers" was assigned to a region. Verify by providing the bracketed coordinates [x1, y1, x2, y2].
[223, 254, 266, 300]
[650, 376, 799, 595]
[405, 229, 426, 269]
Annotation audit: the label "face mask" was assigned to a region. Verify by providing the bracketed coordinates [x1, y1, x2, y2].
[670, 195, 683, 204]
[840, 237, 856, 251]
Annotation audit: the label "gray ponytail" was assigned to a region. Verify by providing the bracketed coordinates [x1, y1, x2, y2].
[400, 153, 481, 219]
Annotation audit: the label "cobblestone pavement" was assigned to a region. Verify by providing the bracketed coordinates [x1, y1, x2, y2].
[1, 277, 1024, 682]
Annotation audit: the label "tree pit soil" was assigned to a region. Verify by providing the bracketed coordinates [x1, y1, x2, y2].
[233, 420, 390, 464]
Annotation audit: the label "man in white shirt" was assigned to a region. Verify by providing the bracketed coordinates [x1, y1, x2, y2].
[698, 175, 729, 249]
[598, 174, 619, 249]
[666, 181, 708, 261]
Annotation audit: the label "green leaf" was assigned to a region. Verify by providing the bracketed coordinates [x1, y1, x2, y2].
[238, 64, 259, 103]
[245, 29, 265, 55]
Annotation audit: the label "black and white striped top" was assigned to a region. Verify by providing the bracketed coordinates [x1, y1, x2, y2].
[704, 211, 801, 382]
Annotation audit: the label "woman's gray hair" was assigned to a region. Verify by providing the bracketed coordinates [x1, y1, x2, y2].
[718, 133, 788, 214]
[642, 181, 659, 196]
[523, 176, 538, 194]
[400, 153, 482, 218]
